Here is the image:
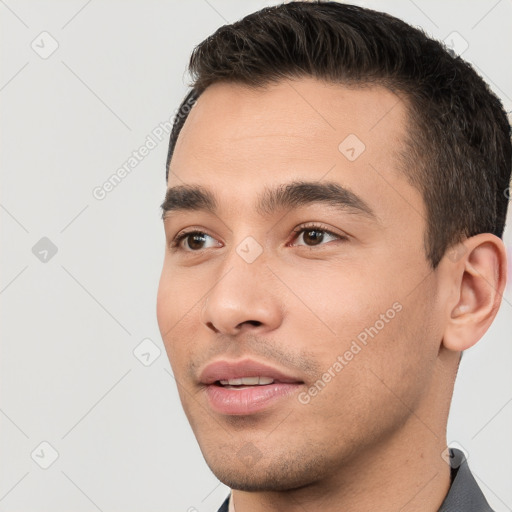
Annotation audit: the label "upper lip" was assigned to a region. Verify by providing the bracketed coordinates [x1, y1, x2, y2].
[199, 358, 304, 385]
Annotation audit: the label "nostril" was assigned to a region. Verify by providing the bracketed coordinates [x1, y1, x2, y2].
[242, 320, 262, 327]
[205, 320, 263, 333]
[206, 321, 219, 332]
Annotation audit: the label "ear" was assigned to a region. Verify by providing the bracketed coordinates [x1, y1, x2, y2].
[442, 233, 508, 352]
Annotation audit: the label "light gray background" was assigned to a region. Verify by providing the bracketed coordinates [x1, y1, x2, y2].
[1, 1, 511, 511]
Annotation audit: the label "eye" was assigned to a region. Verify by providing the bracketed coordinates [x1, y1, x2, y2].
[170, 230, 221, 252]
[290, 223, 347, 247]
[169, 223, 347, 253]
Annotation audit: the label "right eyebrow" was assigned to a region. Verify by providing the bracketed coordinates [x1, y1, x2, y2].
[161, 185, 217, 220]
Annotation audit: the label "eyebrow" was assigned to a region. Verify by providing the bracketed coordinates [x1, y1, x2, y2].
[160, 180, 377, 222]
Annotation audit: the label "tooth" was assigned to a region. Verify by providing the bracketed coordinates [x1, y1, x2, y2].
[241, 377, 260, 385]
[218, 377, 276, 386]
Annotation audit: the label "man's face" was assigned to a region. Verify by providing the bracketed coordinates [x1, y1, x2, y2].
[157, 78, 445, 490]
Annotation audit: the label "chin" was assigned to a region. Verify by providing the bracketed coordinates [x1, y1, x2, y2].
[209, 466, 316, 493]
[202, 448, 328, 492]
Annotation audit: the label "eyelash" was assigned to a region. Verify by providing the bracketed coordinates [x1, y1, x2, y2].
[169, 223, 347, 252]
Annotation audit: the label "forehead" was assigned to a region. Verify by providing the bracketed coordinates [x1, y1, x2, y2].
[168, 78, 423, 226]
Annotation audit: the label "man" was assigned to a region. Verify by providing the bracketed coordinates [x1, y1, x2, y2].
[156, 2, 511, 511]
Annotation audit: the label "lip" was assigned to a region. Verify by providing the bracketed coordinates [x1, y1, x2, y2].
[199, 358, 304, 415]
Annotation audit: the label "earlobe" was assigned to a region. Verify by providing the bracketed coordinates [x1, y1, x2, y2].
[442, 233, 507, 352]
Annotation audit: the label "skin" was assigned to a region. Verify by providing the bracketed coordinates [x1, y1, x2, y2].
[156, 77, 507, 512]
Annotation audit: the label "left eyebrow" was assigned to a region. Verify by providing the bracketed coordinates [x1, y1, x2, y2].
[257, 180, 377, 220]
[161, 180, 378, 222]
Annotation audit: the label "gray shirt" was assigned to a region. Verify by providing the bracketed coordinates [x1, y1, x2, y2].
[216, 448, 494, 511]
[438, 448, 494, 511]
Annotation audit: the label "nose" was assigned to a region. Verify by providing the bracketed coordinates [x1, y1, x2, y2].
[200, 259, 283, 336]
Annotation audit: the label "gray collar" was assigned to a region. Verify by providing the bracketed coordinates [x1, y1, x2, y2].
[438, 448, 494, 511]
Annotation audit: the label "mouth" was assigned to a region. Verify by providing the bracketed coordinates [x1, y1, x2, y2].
[199, 360, 304, 415]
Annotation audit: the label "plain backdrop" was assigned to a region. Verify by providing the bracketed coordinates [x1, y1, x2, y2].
[1, 1, 511, 511]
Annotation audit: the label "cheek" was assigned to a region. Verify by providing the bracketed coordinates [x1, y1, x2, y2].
[156, 266, 195, 363]
[278, 259, 400, 349]
[156, 263, 201, 332]
[282, 257, 433, 388]
[156, 267, 174, 335]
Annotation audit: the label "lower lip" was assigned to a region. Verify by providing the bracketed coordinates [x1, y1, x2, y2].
[204, 382, 302, 415]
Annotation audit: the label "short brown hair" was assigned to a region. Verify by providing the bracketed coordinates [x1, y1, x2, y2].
[165, 1, 512, 268]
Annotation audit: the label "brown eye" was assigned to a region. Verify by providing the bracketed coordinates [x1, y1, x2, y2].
[185, 233, 208, 250]
[171, 231, 219, 252]
[292, 225, 343, 247]
[302, 229, 325, 246]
